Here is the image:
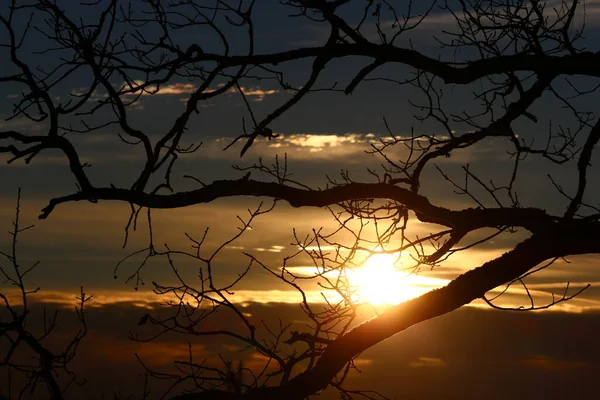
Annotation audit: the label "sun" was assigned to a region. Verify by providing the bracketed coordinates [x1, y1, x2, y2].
[348, 251, 419, 306]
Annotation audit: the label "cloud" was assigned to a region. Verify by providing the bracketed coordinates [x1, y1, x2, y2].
[0, 287, 339, 308]
[2, 194, 600, 314]
[4, 271, 599, 313]
[70, 86, 109, 102]
[0, 153, 96, 167]
[208, 132, 387, 161]
[409, 356, 447, 368]
[519, 355, 592, 371]
[122, 81, 279, 102]
[147, 82, 196, 95]
[235, 87, 279, 102]
[120, 81, 195, 96]
[205, 132, 513, 165]
[3, 302, 599, 399]
[284, 133, 370, 148]
[253, 245, 285, 253]
[0, 116, 48, 132]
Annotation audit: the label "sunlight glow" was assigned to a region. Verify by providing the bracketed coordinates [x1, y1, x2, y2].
[349, 251, 422, 305]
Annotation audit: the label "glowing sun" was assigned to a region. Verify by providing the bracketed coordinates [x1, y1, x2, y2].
[348, 251, 419, 306]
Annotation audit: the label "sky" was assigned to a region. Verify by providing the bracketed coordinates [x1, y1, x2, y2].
[1, 1, 600, 399]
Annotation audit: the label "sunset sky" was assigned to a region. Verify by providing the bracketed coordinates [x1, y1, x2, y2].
[1, 1, 600, 399]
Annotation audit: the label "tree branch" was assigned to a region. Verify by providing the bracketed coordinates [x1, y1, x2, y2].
[38, 180, 556, 233]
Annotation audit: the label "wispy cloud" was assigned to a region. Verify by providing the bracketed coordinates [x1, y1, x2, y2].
[0, 116, 47, 132]
[70, 86, 108, 102]
[0, 288, 340, 308]
[0, 154, 96, 167]
[206, 132, 506, 163]
[254, 245, 286, 253]
[209, 132, 384, 161]
[409, 357, 447, 368]
[519, 355, 592, 371]
[236, 87, 278, 102]
[122, 81, 279, 102]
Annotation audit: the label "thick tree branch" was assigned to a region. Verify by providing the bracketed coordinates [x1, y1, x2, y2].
[131, 44, 600, 84]
[38, 180, 556, 233]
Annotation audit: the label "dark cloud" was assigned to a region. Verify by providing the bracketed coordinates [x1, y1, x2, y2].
[2, 299, 599, 399]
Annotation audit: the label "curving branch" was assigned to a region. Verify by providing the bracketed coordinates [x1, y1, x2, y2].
[38, 179, 556, 233]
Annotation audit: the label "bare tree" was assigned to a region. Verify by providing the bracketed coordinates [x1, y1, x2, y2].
[1, 0, 599, 399]
[0, 190, 90, 400]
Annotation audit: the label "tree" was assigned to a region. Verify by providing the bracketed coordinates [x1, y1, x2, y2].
[0, 191, 91, 400]
[0, 0, 598, 399]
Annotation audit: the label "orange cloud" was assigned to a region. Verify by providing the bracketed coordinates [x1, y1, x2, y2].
[122, 80, 196, 96]
[120, 81, 279, 100]
[208, 133, 385, 161]
[521, 355, 592, 371]
[409, 357, 447, 368]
